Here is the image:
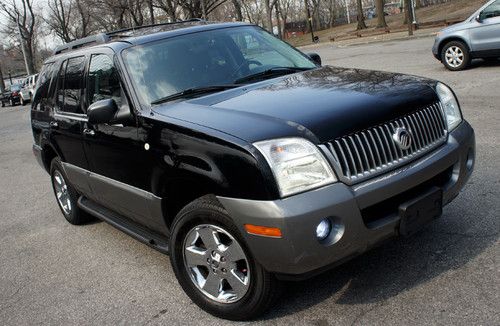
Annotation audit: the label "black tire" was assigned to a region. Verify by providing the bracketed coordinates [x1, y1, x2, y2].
[441, 41, 470, 71]
[169, 195, 282, 320]
[1, 101, 4, 108]
[50, 157, 93, 225]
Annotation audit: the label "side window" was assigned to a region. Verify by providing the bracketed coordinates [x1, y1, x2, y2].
[482, 0, 500, 19]
[88, 54, 122, 107]
[63, 56, 86, 114]
[55, 56, 86, 114]
[56, 60, 67, 110]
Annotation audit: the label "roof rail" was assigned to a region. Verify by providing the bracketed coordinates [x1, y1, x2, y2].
[53, 33, 110, 55]
[107, 18, 206, 37]
[52, 19, 206, 56]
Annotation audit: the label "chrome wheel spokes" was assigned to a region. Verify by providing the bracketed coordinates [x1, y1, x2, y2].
[183, 224, 250, 303]
[53, 170, 71, 215]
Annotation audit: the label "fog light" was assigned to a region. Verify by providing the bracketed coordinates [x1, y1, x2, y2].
[316, 218, 331, 241]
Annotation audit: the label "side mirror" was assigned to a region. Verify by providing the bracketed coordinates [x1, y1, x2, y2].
[307, 52, 322, 66]
[475, 14, 483, 22]
[87, 99, 118, 124]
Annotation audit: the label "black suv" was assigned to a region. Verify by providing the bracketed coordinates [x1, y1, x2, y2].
[31, 21, 475, 320]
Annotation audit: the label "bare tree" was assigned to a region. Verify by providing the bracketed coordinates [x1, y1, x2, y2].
[376, 0, 387, 28]
[0, 0, 37, 74]
[46, 0, 73, 42]
[356, 0, 367, 30]
[231, 0, 243, 21]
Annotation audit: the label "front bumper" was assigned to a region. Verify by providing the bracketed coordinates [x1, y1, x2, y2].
[218, 121, 475, 279]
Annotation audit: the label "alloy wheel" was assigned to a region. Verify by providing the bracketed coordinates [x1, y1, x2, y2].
[53, 170, 72, 215]
[183, 224, 250, 303]
[445, 46, 464, 68]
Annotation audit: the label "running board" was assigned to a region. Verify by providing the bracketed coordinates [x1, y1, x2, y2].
[77, 196, 170, 255]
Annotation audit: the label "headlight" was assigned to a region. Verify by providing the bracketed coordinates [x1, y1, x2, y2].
[436, 82, 462, 131]
[253, 138, 336, 197]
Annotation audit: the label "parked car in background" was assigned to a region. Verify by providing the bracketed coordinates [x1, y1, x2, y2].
[1, 84, 22, 107]
[433, 0, 500, 70]
[20, 74, 39, 105]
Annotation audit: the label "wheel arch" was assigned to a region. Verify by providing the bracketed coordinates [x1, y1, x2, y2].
[438, 37, 471, 60]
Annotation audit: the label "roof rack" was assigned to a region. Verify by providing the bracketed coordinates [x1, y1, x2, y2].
[52, 19, 206, 55]
[53, 33, 110, 55]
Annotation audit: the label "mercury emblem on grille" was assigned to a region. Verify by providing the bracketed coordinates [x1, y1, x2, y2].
[393, 127, 412, 150]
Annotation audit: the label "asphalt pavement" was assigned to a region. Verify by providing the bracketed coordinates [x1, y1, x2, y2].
[0, 36, 499, 325]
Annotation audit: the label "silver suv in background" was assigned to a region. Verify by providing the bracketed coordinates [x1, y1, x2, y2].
[20, 74, 38, 105]
[433, 0, 500, 70]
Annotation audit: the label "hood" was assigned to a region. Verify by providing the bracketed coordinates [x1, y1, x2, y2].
[152, 66, 439, 144]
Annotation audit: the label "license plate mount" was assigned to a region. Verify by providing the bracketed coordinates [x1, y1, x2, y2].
[399, 187, 443, 236]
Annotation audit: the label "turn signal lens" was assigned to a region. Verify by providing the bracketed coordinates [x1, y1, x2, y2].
[244, 224, 282, 238]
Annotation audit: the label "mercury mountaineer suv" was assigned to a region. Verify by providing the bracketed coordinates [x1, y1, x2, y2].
[31, 20, 475, 320]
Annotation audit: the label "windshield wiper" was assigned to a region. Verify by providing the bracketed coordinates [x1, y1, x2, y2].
[151, 85, 240, 105]
[234, 67, 313, 84]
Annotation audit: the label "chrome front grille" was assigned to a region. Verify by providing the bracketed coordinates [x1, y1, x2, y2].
[322, 102, 448, 184]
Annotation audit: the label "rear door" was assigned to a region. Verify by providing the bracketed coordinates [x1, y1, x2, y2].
[469, 0, 500, 55]
[50, 56, 93, 196]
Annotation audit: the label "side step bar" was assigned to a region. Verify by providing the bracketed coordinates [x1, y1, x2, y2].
[77, 196, 170, 255]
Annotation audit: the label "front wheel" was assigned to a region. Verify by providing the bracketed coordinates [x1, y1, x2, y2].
[169, 196, 281, 320]
[441, 41, 470, 71]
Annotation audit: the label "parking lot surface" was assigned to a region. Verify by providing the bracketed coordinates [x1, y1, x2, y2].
[0, 36, 499, 325]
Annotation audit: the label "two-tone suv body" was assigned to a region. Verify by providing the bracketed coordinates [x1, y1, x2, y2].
[32, 21, 475, 320]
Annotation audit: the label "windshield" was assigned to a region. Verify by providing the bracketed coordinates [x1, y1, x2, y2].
[11, 85, 21, 91]
[122, 26, 316, 105]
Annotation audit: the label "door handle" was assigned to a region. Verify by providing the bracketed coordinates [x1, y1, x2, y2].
[83, 128, 95, 136]
[49, 121, 58, 128]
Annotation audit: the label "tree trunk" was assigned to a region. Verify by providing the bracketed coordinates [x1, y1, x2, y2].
[304, 0, 312, 33]
[232, 0, 243, 21]
[0, 64, 5, 93]
[376, 0, 387, 28]
[274, 1, 282, 38]
[264, 0, 273, 32]
[404, 0, 413, 35]
[148, 0, 155, 24]
[356, 0, 367, 30]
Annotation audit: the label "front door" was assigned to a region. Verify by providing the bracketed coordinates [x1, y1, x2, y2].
[470, 0, 500, 55]
[82, 52, 166, 234]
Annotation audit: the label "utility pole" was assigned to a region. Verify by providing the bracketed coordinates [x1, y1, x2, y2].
[410, 0, 418, 29]
[345, 0, 351, 24]
[16, 13, 31, 75]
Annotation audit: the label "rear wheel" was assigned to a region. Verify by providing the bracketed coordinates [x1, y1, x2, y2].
[441, 41, 470, 71]
[169, 196, 281, 320]
[50, 158, 93, 225]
